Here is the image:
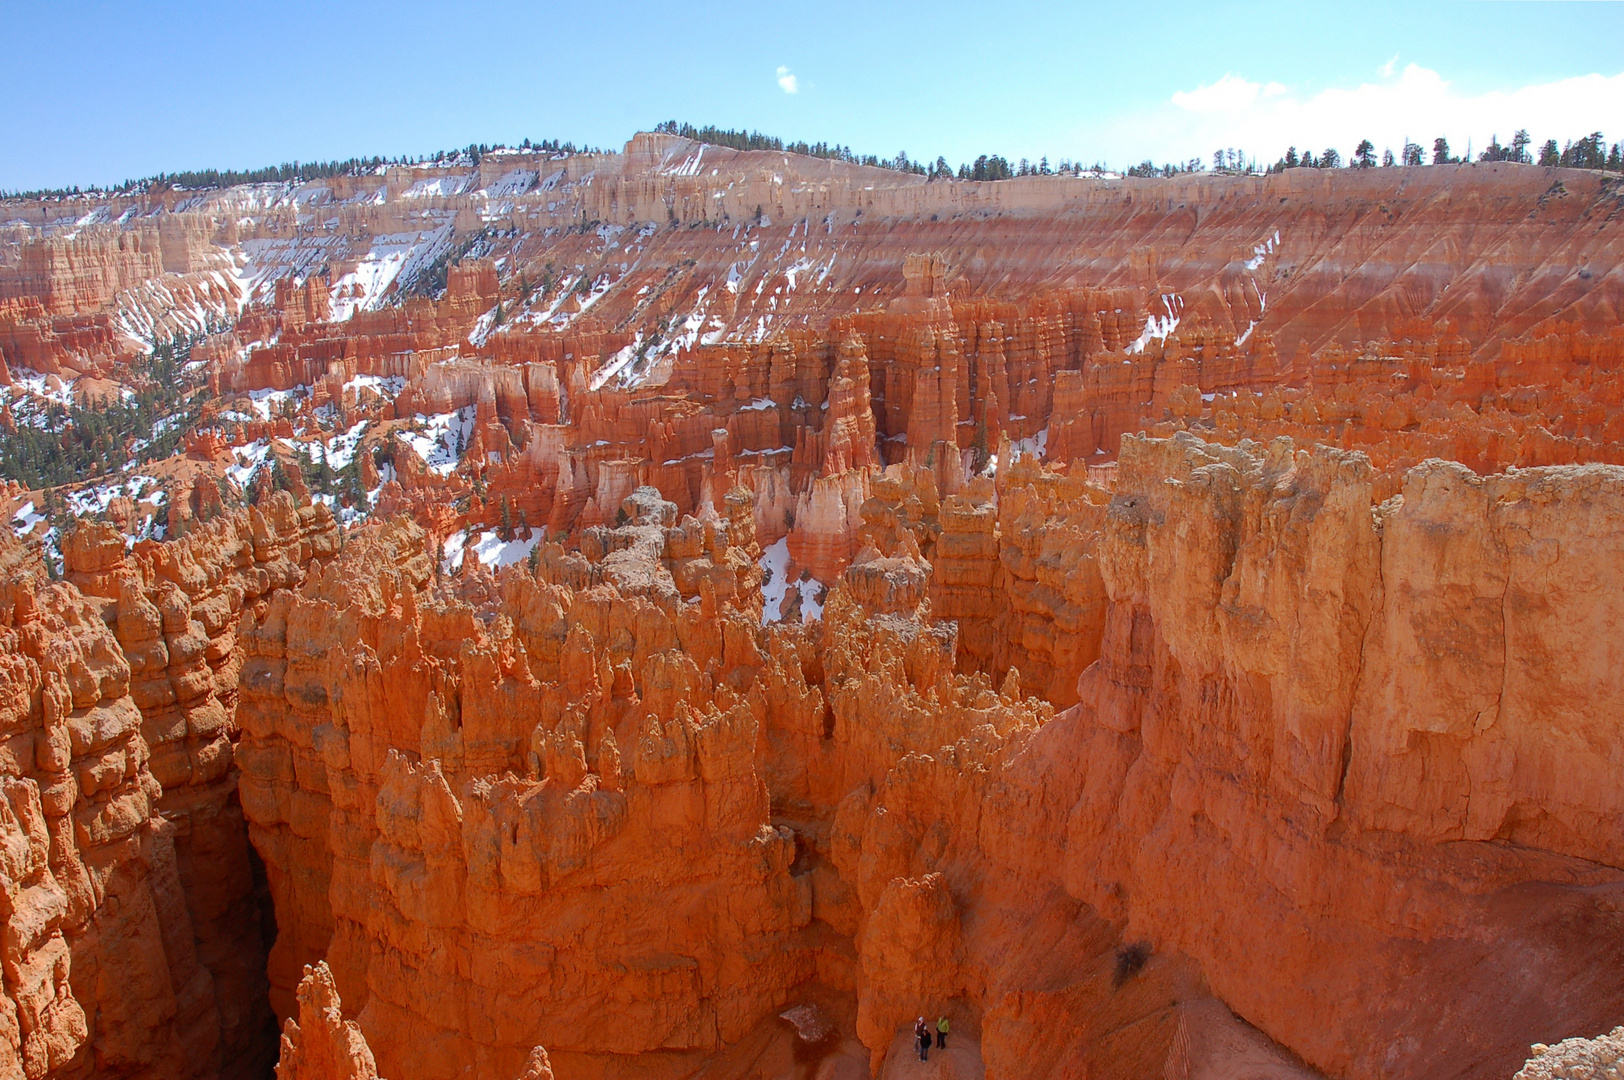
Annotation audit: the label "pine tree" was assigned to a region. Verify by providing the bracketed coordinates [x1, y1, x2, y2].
[1539, 139, 1560, 167]
[341, 458, 363, 507]
[1564, 132, 1607, 169]
[971, 417, 990, 474]
[1354, 140, 1376, 168]
[1432, 138, 1452, 165]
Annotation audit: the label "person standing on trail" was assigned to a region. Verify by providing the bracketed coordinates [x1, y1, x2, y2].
[936, 1015, 949, 1049]
[915, 1017, 931, 1061]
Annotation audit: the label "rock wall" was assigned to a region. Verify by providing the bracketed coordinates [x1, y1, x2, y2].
[6, 141, 1624, 1080]
[229, 436, 1624, 1080]
[275, 962, 556, 1080]
[0, 529, 224, 1078]
[0, 231, 164, 317]
[0, 494, 343, 1080]
[1046, 434, 1624, 1078]
[236, 491, 821, 1080]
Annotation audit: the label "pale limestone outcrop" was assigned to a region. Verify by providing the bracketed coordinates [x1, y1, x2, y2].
[1516, 1027, 1624, 1080]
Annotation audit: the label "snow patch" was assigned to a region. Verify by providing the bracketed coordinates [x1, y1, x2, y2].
[228, 440, 271, 487]
[324, 420, 369, 471]
[1126, 294, 1184, 354]
[590, 336, 643, 391]
[397, 407, 474, 476]
[441, 527, 541, 574]
[63, 476, 164, 519]
[402, 175, 475, 199]
[759, 537, 826, 626]
[1243, 232, 1278, 271]
[343, 374, 406, 399]
[1010, 428, 1049, 462]
[329, 224, 455, 321]
[10, 501, 45, 539]
[662, 146, 707, 177]
[482, 169, 538, 197]
[247, 385, 310, 420]
[469, 529, 541, 569]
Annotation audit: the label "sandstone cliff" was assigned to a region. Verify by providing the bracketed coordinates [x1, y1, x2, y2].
[4, 137, 1624, 1080]
[0, 527, 221, 1078]
[188, 438, 1624, 1080]
[0, 493, 342, 1080]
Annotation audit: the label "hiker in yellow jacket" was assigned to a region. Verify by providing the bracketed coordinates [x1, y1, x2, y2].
[936, 1015, 949, 1050]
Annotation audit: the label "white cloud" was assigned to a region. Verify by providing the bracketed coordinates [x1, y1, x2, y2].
[1170, 74, 1260, 113]
[1095, 63, 1624, 166]
[776, 66, 798, 95]
[1379, 54, 1399, 78]
[1171, 74, 1287, 114]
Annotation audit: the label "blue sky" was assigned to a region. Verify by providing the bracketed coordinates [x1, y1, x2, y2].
[4, 0, 1622, 190]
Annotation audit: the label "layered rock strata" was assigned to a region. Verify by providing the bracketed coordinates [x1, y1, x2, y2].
[200, 434, 1624, 1080]
[0, 495, 342, 1080]
[4, 139, 1624, 1080]
[0, 530, 222, 1078]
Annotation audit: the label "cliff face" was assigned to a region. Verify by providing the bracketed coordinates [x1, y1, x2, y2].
[4, 140, 1624, 1080]
[0, 495, 341, 1080]
[6, 141, 1622, 389]
[196, 439, 1624, 1080]
[0, 528, 227, 1078]
[0, 231, 164, 317]
[234, 494, 814, 1080]
[1051, 435, 1624, 1078]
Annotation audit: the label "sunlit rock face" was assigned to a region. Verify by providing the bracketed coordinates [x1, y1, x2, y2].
[3, 137, 1624, 1080]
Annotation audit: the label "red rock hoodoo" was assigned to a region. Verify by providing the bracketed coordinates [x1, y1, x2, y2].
[2, 134, 1622, 1080]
